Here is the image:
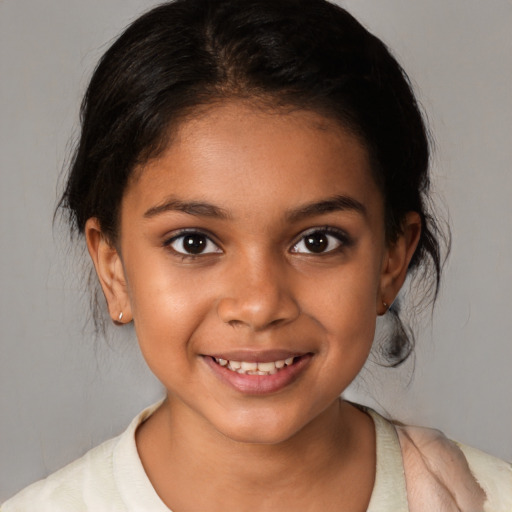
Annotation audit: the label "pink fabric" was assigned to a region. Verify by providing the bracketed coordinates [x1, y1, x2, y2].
[396, 424, 486, 512]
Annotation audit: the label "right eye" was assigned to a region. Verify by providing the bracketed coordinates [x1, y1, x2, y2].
[167, 232, 222, 256]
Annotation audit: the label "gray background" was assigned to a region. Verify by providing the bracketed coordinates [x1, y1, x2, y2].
[1, 0, 511, 501]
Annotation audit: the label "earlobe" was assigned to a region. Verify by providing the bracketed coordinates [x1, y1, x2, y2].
[378, 212, 421, 315]
[85, 218, 132, 324]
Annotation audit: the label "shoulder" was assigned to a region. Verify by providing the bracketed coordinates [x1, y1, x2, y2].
[1, 436, 122, 511]
[395, 422, 512, 512]
[457, 441, 512, 512]
[1, 402, 163, 512]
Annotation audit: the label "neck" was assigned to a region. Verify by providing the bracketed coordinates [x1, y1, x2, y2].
[136, 397, 375, 511]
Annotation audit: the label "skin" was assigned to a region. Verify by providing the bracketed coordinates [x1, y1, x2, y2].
[86, 101, 420, 511]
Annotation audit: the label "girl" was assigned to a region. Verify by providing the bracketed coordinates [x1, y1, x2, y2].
[2, 0, 511, 510]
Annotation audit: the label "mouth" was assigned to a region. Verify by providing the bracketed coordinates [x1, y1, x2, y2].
[205, 353, 312, 394]
[211, 355, 300, 376]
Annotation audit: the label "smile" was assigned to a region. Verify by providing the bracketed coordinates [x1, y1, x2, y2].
[206, 353, 312, 394]
[212, 356, 297, 375]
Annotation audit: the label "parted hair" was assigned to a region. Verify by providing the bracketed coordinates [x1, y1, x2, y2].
[59, 0, 447, 365]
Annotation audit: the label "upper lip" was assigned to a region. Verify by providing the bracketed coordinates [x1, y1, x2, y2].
[205, 350, 308, 363]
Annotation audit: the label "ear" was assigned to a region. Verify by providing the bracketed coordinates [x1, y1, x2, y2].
[378, 212, 421, 315]
[85, 218, 132, 324]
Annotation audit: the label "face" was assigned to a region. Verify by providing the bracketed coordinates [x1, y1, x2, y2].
[88, 101, 417, 445]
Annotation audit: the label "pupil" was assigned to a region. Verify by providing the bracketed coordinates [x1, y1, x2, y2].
[305, 232, 328, 253]
[183, 234, 206, 254]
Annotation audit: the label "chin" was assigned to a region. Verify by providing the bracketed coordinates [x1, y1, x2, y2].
[218, 424, 300, 446]
[210, 406, 320, 446]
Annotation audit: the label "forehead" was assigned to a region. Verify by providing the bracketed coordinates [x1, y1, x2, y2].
[124, 101, 383, 222]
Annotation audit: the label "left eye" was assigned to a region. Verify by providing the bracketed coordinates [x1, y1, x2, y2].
[291, 230, 345, 254]
[168, 233, 221, 256]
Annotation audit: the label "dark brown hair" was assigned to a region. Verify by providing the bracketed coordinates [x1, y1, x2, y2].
[59, 0, 447, 365]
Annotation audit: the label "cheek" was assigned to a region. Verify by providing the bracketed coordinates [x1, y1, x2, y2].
[123, 253, 214, 358]
[298, 254, 381, 364]
[301, 261, 381, 326]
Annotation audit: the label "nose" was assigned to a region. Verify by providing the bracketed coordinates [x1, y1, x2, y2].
[217, 254, 300, 331]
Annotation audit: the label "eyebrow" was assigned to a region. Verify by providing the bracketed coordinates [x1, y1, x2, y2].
[143, 198, 231, 219]
[143, 194, 366, 222]
[286, 195, 367, 222]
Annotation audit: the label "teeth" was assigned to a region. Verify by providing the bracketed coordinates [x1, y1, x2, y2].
[215, 356, 297, 375]
[240, 361, 258, 371]
[257, 362, 276, 372]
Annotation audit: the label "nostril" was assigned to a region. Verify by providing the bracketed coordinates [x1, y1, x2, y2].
[268, 317, 289, 328]
[227, 319, 244, 328]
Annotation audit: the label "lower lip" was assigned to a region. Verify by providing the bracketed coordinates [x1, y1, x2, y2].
[204, 355, 312, 395]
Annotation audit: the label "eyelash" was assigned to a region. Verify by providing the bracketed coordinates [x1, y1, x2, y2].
[290, 227, 352, 255]
[164, 229, 222, 259]
[163, 226, 352, 259]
